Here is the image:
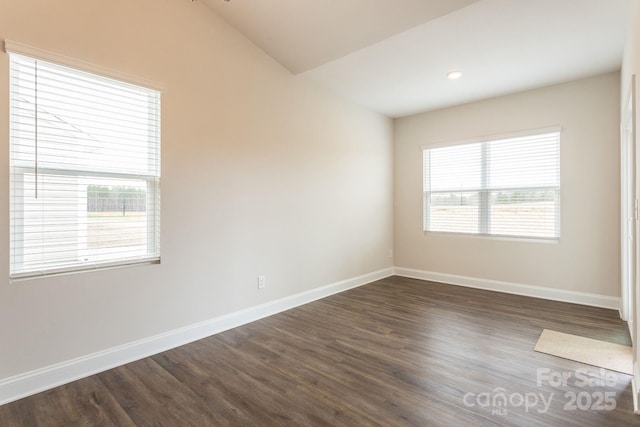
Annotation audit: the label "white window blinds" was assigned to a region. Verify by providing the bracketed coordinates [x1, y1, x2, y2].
[9, 50, 161, 278]
[423, 129, 560, 239]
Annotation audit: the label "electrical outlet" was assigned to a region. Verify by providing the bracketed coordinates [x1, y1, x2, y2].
[258, 275, 266, 289]
[389, 248, 393, 259]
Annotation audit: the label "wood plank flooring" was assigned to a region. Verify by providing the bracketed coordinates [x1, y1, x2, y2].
[1, 276, 639, 426]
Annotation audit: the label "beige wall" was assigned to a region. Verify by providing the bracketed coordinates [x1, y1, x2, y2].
[394, 72, 621, 297]
[0, 0, 393, 379]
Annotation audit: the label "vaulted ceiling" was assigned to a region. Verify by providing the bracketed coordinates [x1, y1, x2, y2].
[202, 0, 631, 118]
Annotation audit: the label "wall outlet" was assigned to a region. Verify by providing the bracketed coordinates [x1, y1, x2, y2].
[258, 275, 266, 289]
[388, 248, 393, 259]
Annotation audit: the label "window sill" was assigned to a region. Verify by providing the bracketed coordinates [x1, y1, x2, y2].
[423, 231, 560, 244]
[10, 257, 161, 282]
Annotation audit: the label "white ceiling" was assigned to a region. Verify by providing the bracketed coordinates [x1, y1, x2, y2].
[203, 0, 631, 118]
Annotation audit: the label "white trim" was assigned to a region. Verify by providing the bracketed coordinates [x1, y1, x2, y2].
[0, 267, 393, 405]
[0, 266, 624, 406]
[394, 267, 620, 310]
[10, 258, 161, 282]
[620, 77, 636, 323]
[3, 40, 164, 92]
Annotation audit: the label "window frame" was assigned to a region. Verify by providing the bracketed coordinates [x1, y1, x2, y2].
[422, 127, 561, 240]
[6, 41, 163, 279]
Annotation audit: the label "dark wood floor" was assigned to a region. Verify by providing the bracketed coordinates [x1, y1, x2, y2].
[1, 276, 639, 426]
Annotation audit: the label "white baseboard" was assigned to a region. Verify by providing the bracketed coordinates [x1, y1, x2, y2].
[0, 267, 394, 406]
[394, 267, 621, 310]
[0, 266, 624, 406]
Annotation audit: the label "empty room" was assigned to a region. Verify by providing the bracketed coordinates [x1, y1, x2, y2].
[1, 0, 640, 425]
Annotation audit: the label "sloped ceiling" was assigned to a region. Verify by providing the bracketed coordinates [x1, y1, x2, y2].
[202, 0, 631, 118]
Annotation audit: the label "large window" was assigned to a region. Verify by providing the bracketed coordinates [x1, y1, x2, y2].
[8, 45, 161, 278]
[423, 129, 560, 239]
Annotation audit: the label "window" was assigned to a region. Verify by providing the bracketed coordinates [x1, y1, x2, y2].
[8, 45, 161, 278]
[423, 129, 560, 239]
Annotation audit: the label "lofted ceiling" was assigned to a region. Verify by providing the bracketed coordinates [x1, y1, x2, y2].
[202, 0, 631, 118]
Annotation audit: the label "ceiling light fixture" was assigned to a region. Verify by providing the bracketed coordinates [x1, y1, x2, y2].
[447, 70, 462, 80]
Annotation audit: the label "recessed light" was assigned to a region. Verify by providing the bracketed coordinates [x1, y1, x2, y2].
[447, 70, 462, 80]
